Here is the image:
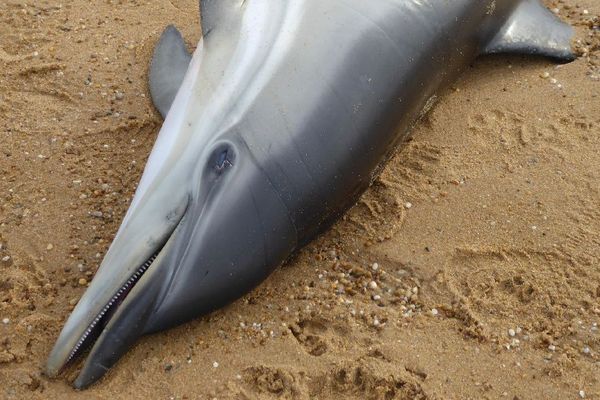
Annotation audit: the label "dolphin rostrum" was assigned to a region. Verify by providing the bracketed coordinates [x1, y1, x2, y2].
[47, 0, 575, 388]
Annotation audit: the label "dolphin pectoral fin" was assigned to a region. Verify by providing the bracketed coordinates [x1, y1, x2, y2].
[149, 25, 193, 118]
[484, 0, 575, 61]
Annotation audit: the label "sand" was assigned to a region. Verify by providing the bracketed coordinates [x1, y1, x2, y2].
[0, 1, 599, 399]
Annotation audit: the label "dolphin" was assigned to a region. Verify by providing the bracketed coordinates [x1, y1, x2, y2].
[46, 0, 575, 388]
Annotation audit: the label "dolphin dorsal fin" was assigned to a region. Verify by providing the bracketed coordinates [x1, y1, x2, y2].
[484, 0, 575, 61]
[149, 26, 192, 118]
[200, 0, 246, 37]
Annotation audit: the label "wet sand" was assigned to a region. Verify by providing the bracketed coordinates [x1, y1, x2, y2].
[0, 1, 599, 399]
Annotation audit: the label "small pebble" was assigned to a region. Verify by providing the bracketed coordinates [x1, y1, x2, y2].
[579, 390, 585, 399]
[548, 345, 556, 352]
[431, 308, 439, 316]
[78, 278, 88, 286]
[508, 328, 516, 337]
[212, 361, 219, 368]
[372, 263, 379, 271]
[368, 281, 378, 290]
[583, 346, 591, 354]
[1, 256, 10, 262]
[372, 295, 381, 301]
[404, 202, 413, 209]
[47, 244, 54, 251]
[2, 318, 9, 325]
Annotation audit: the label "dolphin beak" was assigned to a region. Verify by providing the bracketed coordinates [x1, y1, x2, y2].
[71, 238, 173, 389]
[46, 200, 188, 388]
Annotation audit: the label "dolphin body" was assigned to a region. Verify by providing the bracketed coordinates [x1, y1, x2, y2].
[47, 0, 575, 388]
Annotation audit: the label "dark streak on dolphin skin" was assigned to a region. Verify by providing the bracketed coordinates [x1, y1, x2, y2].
[46, 0, 575, 388]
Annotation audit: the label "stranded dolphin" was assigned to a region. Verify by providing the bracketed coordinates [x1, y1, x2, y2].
[47, 0, 575, 388]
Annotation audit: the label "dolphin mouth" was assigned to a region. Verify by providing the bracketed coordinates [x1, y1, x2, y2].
[47, 198, 190, 385]
[61, 249, 163, 371]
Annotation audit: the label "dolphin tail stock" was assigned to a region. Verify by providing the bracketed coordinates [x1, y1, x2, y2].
[484, 0, 576, 61]
[149, 25, 193, 118]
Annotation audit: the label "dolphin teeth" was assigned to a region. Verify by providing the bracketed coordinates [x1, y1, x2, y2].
[64, 251, 160, 366]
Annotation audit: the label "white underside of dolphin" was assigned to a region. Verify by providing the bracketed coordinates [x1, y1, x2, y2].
[46, 0, 575, 389]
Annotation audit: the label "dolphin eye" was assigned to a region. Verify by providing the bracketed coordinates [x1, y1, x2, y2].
[216, 150, 229, 168]
[209, 142, 236, 174]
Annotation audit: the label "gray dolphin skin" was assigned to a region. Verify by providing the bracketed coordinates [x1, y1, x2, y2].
[46, 0, 575, 388]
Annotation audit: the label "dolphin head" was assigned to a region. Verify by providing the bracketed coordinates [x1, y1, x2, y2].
[46, 2, 300, 387]
[46, 129, 297, 387]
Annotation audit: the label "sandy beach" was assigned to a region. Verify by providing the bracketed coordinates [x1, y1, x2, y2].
[0, 1, 599, 399]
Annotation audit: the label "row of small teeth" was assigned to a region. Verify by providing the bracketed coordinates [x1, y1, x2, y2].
[66, 254, 158, 363]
